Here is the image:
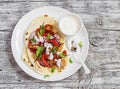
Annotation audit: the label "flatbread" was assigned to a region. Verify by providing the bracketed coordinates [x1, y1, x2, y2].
[22, 15, 68, 75]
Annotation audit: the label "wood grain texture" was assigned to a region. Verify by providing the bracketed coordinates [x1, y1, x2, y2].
[0, 0, 120, 89]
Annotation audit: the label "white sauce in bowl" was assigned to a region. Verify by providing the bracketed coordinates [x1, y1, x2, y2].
[59, 14, 82, 36]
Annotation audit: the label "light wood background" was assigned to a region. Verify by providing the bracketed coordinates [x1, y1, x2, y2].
[0, 0, 120, 89]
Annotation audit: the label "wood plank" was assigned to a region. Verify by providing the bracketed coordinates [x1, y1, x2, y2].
[79, 62, 120, 88]
[0, 29, 120, 85]
[0, 0, 120, 88]
[0, 14, 120, 31]
[0, 1, 120, 31]
[0, 85, 78, 89]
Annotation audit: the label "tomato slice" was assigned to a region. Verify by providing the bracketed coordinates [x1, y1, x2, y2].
[47, 38, 59, 46]
[41, 54, 49, 67]
[38, 42, 43, 46]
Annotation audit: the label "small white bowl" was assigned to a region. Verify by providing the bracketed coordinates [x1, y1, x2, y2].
[58, 13, 83, 36]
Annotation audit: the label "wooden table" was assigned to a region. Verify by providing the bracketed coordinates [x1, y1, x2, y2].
[0, 0, 120, 89]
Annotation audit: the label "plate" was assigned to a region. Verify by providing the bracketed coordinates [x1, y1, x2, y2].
[11, 6, 89, 81]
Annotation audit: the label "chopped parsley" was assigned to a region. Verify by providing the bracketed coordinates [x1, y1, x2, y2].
[51, 67, 56, 73]
[31, 38, 36, 42]
[69, 58, 73, 64]
[51, 46, 58, 53]
[47, 33, 51, 39]
[78, 41, 83, 48]
[59, 53, 67, 58]
[36, 46, 44, 57]
[40, 25, 45, 36]
[44, 74, 50, 78]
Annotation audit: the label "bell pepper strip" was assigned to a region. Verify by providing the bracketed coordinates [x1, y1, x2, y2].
[47, 38, 59, 46]
[46, 30, 54, 35]
[38, 42, 43, 46]
[53, 53, 57, 59]
[38, 60, 46, 67]
[29, 48, 36, 53]
[45, 24, 53, 31]
[41, 54, 50, 67]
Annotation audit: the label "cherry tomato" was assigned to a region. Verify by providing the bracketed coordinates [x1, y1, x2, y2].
[63, 50, 67, 55]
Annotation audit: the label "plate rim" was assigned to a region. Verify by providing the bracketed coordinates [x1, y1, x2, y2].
[11, 6, 89, 81]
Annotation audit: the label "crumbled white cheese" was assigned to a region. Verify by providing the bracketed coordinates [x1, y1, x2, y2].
[45, 43, 53, 55]
[49, 53, 54, 60]
[29, 31, 35, 39]
[46, 48, 50, 55]
[56, 59, 61, 68]
[44, 42, 48, 47]
[57, 52, 60, 55]
[34, 35, 44, 43]
[47, 43, 53, 48]
[34, 35, 39, 42]
[39, 37, 44, 43]
[50, 36, 54, 39]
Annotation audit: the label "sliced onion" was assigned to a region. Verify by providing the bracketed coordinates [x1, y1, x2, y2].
[56, 59, 61, 68]
[47, 43, 53, 48]
[39, 37, 44, 43]
[49, 53, 54, 60]
[72, 41, 77, 48]
[44, 42, 48, 47]
[34, 35, 40, 42]
[29, 31, 35, 39]
[34, 35, 44, 43]
[54, 33, 60, 40]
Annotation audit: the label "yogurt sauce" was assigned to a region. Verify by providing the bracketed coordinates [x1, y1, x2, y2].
[59, 14, 81, 36]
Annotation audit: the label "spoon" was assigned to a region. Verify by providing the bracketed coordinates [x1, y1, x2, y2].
[67, 40, 90, 74]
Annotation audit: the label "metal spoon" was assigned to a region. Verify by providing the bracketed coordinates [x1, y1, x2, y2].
[68, 40, 90, 74]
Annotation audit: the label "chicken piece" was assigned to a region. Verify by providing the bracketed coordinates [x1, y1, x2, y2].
[58, 43, 64, 52]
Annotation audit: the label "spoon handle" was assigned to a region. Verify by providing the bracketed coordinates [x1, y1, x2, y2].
[73, 52, 90, 74]
[79, 58, 90, 74]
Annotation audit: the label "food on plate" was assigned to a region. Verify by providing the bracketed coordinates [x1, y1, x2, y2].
[22, 15, 69, 75]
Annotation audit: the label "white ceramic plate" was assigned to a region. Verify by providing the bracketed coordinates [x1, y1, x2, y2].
[11, 6, 89, 81]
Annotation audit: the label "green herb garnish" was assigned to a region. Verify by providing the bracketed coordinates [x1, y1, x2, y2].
[31, 38, 36, 42]
[40, 24, 44, 29]
[44, 74, 50, 78]
[69, 58, 73, 64]
[40, 25, 45, 35]
[78, 41, 83, 48]
[47, 33, 51, 39]
[51, 67, 56, 73]
[36, 46, 44, 57]
[51, 46, 58, 53]
[59, 53, 67, 58]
